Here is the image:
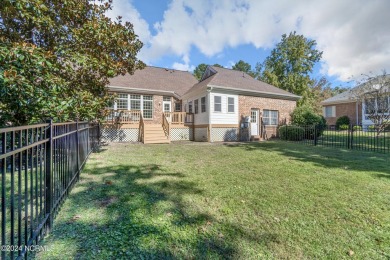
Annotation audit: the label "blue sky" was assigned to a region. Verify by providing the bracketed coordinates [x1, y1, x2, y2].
[106, 0, 390, 88]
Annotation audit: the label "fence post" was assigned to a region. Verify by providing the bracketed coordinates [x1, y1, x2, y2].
[76, 119, 80, 177]
[45, 119, 53, 231]
[314, 124, 318, 146]
[350, 124, 354, 150]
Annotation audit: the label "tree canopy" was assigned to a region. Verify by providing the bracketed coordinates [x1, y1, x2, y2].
[232, 60, 257, 78]
[257, 32, 322, 105]
[193, 63, 223, 80]
[0, 0, 144, 126]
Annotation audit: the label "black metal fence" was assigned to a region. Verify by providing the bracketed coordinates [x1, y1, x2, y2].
[0, 121, 99, 259]
[279, 124, 390, 153]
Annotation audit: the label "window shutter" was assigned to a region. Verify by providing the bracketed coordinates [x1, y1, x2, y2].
[332, 106, 336, 117]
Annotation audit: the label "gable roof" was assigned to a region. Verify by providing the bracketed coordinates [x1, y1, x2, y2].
[322, 74, 390, 105]
[321, 89, 355, 105]
[108, 66, 198, 97]
[183, 66, 300, 100]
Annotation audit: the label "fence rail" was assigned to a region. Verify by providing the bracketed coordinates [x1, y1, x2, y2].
[0, 121, 99, 259]
[279, 124, 390, 153]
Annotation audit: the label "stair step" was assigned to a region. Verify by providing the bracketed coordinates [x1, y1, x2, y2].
[144, 139, 170, 144]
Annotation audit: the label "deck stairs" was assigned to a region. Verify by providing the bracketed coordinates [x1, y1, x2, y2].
[143, 124, 170, 144]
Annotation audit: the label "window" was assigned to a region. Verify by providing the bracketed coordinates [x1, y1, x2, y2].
[188, 101, 193, 113]
[130, 94, 141, 110]
[324, 106, 335, 118]
[194, 99, 199, 114]
[214, 96, 222, 112]
[365, 98, 376, 114]
[263, 110, 278, 125]
[227, 97, 235, 113]
[116, 94, 128, 109]
[142, 95, 153, 119]
[201, 97, 206, 113]
[377, 96, 389, 114]
[175, 102, 182, 112]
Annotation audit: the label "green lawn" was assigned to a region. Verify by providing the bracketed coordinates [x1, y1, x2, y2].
[35, 141, 390, 259]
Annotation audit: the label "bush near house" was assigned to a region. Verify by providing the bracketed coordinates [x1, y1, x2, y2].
[353, 125, 362, 131]
[336, 116, 351, 130]
[339, 124, 349, 130]
[290, 106, 327, 138]
[279, 125, 305, 141]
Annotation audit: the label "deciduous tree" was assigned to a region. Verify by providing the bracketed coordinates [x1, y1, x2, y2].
[0, 0, 144, 126]
[232, 60, 257, 78]
[257, 32, 322, 105]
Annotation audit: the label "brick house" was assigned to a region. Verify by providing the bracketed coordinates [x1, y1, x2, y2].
[321, 90, 362, 126]
[103, 65, 299, 143]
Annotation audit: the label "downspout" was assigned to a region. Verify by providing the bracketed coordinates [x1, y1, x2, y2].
[207, 86, 213, 142]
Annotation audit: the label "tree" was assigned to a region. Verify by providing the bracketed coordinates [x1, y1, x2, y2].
[193, 63, 208, 81]
[0, 0, 144, 126]
[232, 60, 257, 78]
[352, 71, 390, 134]
[257, 32, 322, 105]
[193, 63, 224, 80]
[305, 77, 349, 115]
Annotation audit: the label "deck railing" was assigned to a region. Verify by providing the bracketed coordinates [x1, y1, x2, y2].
[139, 114, 144, 143]
[163, 112, 194, 124]
[105, 110, 141, 124]
[162, 113, 170, 138]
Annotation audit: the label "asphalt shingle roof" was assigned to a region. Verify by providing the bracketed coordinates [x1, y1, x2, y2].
[185, 66, 300, 99]
[108, 66, 198, 96]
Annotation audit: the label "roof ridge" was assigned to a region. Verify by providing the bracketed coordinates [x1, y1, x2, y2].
[146, 65, 192, 73]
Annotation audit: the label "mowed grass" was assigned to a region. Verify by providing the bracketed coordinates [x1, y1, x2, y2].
[35, 141, 390, 259]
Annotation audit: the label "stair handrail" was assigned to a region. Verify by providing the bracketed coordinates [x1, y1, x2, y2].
[139, 113, 144, 142]
[162, 112, 170, 138]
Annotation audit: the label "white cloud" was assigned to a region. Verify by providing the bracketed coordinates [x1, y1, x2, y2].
[105, 0, 152, 62]
[172, 55, 195, 71]
[142, 0, 390, 81]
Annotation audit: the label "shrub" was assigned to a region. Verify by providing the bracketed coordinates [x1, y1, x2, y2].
[339, 124, 349, 130]
[279, 125, 305, 141]
[290, 106, 327, 138]
[353, 125, 362, 131]
[336, 116, 350, 129]
[368, 125, 376, 132]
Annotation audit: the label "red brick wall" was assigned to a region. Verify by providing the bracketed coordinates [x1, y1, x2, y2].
[324, 102, 361, 125]
[238, 96, 297, 138]
[238, 96, 296, 124]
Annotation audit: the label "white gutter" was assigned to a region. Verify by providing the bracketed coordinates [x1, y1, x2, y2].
[108, 85, 181, 99]
[207, 84, 300, 101]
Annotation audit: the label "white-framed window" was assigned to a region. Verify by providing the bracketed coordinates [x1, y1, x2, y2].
[214, 96, 222, 112]
[188, 101, 193, 113]
[201, 97, 206, 113]
[175, 102, 181, 112]
[116, 94, 128, 109]
[263, 110, 278, 125]
[163, 96, 171, 102]
[194, 99, 199, 114]
[227, 97, 235, 113]
[130, 94, 141, 110]
[142, 95, 153, 119]
[324, 106, 335, 118]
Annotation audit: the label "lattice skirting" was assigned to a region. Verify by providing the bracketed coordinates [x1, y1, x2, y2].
[170, 128, 193, 141]
[101, 128, 139, 142]
[194, 127, 208, 142]
[211, 127, 239, 142]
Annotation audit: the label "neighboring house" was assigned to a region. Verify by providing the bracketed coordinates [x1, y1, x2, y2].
[321, 89, 362, 126]
[321, 80, 389, 127]
[103, 65, 299, 143]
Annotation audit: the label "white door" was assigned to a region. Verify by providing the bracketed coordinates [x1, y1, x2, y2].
[163, 101, 171, 122]
[251, 109, 259, 135]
